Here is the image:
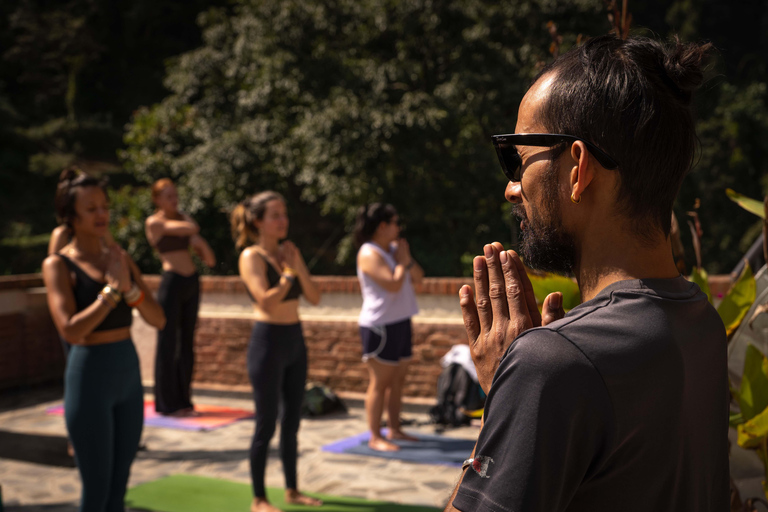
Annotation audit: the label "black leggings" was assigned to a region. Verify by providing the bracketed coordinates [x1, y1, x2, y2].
[154, 271, 200, 414]
[65, 339, 144, 512]
[248, 322, 307, 497]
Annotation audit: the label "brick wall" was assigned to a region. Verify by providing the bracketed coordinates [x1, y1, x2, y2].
[192, 316, 467, 397]
[0, 279, 63, 390]
[0, 272, 738, 395]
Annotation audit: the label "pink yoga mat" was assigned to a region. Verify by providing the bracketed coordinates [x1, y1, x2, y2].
[46, 401, 254, 431]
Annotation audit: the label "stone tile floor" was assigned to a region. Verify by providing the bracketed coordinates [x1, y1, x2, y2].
[0, 384, 478, 512]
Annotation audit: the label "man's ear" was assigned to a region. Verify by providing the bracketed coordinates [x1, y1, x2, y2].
[569, 141, 595, 203]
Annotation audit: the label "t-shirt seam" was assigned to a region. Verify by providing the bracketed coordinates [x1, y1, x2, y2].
[513, 292, 620, 468]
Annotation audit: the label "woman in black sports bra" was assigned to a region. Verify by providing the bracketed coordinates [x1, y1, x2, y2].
[230, 191, 322, 512]
[145, 178, 216, 416]
[42, 168, 165, 512]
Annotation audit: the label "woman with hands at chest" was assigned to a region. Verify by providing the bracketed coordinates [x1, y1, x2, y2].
[354, 203, 424, 452]
[42, 168, 165, 512]
[145, 178, 216, 417]
[230, 191, 321, 512]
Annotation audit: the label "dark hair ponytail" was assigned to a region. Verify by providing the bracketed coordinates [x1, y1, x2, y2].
[230, 191, 285, 250]
[53, 166, 108, 232]
[353, 203, 397, 247]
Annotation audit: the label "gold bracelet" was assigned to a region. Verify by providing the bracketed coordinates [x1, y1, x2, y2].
[102, 285, 122, 304]
[283, 267, 297, 276]
[97, 293, 116, 309]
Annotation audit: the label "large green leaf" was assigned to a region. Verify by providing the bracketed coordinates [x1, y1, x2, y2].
[689, 266, 712, 303]
[738, 403, 768, 449]
[735, 344, 768, 422]
[718, 263, 756, 336]
[726, 189, 766, 219]
[528, 272, 581, 311]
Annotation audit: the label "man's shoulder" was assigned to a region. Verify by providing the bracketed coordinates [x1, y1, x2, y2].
[498, 327, 603, 386]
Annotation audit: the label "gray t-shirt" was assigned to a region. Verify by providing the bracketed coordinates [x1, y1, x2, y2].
[453, 277, 729, 512]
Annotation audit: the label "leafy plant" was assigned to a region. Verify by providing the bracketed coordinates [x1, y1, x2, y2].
[691, 263, 756, 337]
[731, 345, 768, 499]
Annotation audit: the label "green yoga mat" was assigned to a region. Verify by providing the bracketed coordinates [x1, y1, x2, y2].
[126, 474, 441, 512]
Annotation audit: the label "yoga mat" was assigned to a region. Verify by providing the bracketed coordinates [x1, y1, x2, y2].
[321, 430, 475, 467]
[46, 401, 253, 431]
[125, 474, 441, 512]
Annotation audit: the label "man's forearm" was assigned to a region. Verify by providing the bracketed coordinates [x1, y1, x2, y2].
[445, 434, 480, 512]
[444, 470, 466, 512]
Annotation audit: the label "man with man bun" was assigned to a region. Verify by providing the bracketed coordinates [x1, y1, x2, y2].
[446, 34, 728, 511]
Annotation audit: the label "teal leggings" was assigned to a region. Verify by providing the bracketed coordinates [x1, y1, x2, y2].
[65, 338, 144, 512]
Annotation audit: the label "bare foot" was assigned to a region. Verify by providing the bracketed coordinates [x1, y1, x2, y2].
[285, 489, 322, 506]
[368, 436, 400, 451]
[387, 430, 418, 442]
[250, 497, 281, 512]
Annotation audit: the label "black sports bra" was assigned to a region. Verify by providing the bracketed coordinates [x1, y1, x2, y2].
[57, 254, 133, 331]
[154, 235, 190, 253]
[245, 253, 303, 303]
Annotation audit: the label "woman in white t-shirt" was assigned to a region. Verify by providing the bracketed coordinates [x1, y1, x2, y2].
[354, 203, 424, 451]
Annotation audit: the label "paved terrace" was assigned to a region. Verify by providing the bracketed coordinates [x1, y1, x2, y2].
[0, 384, 478, 512]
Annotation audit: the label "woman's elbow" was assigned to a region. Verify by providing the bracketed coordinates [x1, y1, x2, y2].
[151, 312, 167, 330]
[306, 293, 321, 306]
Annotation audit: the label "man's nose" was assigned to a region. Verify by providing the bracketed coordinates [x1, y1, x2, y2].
[505, 181, 522, 204]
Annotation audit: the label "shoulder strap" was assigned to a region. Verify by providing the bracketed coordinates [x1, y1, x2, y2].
[55, 252, 77, 271]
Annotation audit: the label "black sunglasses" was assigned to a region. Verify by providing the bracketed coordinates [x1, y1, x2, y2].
[491, 133, 619, 182]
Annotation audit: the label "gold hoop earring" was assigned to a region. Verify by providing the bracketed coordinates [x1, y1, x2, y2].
[571, 194, 581, 204]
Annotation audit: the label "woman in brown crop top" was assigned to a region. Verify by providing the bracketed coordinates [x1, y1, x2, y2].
[42, 168, 165, 512]
[231, 191, 321, 512]
[145, 178, 216, 416]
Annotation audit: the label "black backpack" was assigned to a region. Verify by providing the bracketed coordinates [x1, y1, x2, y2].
[301, 382, 347, 417]
[429, 363, 486, 427]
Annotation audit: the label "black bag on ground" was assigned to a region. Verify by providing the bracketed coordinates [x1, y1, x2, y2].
[429, 363, 485, 426]
[301, 382, 347, 417]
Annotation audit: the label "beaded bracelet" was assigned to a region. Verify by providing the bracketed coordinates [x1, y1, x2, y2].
[126, 289, 145, 308]
[124, 284, 142, 304]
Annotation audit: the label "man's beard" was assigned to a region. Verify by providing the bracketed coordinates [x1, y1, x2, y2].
[512, 162, 576, 275]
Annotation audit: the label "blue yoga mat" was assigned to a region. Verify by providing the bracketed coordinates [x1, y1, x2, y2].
[321, 430, 476, 467]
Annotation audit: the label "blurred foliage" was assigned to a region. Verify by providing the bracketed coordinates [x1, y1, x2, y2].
[2, 0, 768, 276]
[728, 188, 767, 220]
[693, 263, 757, 338]
[528, 272, 582, 311]
[0, 0, 227, 273]
[120, 0, 609, 276]
[731, 344, 768, 499]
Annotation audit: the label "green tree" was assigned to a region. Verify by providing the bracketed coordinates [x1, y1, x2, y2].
[121, 0, 609, 275]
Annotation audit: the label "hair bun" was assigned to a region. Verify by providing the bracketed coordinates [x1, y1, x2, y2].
[663, 38, 713, 100]
[58, 166, 81, 184]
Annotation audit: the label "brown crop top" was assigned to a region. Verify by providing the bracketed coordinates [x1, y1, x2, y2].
[57, 254, 133, 331]
[154, 235, 190, 253]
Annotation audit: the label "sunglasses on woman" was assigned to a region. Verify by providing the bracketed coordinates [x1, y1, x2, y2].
[491, 133, 619, 182]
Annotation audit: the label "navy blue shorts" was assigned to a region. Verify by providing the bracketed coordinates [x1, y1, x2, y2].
[359, 318, 413, 365]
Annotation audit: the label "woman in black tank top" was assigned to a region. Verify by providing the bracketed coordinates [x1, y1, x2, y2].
[42, 168, 165, 512]
[145, 178, 216, 416]
[231, 191, 322, 512]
